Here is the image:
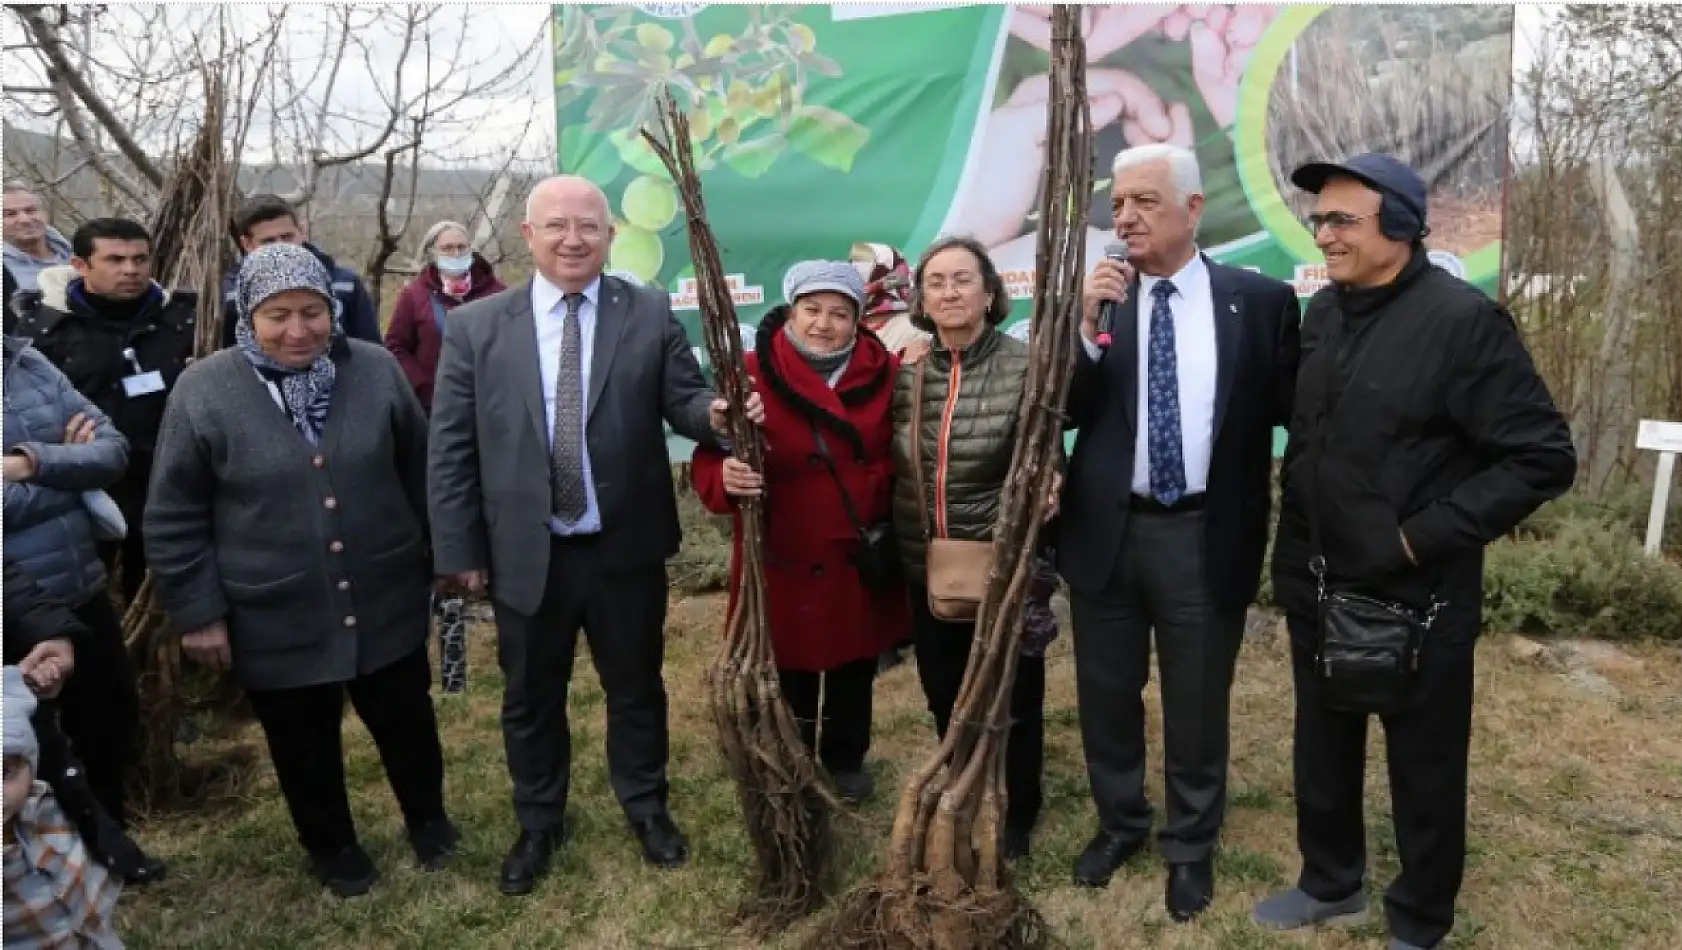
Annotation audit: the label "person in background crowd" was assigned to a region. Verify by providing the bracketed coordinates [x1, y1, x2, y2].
[145, 243, 453, 899]
[385, 220, 507, 413]
[2, 183, 73, 296]
[849, 242, 928, 355]
[890, 235, 1055, 860]
[2, 335, 164, 886]
[693, 260, 907, 805]
[1254, 154, 1575, 950]
[1060, 143, 1301, 920]
[11, 218, 197, 605]
[221, 194, 381, 347]
[385, 219, 506, 694]
[4, 667, 126, 950]
[428, 175, 755, 894]
[848, 242, 928, 674]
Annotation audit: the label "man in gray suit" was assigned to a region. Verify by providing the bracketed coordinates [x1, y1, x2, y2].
[428, 175, 758, 894]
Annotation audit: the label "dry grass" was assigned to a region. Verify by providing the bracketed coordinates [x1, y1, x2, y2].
[117, 594, 1682, 949]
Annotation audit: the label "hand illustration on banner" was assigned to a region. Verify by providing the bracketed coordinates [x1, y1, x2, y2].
[1010, 4, 1174, 62]
[1174, 5, 1279, 129]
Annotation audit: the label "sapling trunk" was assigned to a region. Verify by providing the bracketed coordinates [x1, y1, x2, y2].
[643, 90, 836, 933]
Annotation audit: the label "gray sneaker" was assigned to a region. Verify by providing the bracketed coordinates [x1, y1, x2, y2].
[1252, 887, 1369, 931]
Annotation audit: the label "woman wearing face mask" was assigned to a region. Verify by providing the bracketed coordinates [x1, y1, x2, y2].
[384, 220, 506, 413]
[891, 235, 1060, 860]
[691, 261, 907, 805]
[145, 243, 453, 898]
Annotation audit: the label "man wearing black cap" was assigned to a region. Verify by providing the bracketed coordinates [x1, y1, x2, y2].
[1253, 153, 1576, 949]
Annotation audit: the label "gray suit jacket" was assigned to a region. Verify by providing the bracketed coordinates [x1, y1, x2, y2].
[144, 340, 433, 691]
[427, 274, 716, 616]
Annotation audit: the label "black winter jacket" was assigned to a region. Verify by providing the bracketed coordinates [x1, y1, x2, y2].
[3, 557, 90, 664]
[1271, 250, 1576, 639]
[12, 266, 197, 455]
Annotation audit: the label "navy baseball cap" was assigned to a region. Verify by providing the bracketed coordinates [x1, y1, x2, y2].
[1290, 153, 1428, 222]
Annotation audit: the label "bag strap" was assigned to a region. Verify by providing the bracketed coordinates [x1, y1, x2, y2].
[429, 297, 447, 332]
[909, 359, 936, 541]
[1307, 310, 1346, 599]
[810, 423, 870, 537]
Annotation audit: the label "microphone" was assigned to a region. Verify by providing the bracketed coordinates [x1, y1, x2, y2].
[1094, 241, 1129, 350]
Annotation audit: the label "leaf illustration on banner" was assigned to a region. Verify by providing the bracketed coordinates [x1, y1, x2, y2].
[723, 134, 786, 178]
[788, 104, 870, 173]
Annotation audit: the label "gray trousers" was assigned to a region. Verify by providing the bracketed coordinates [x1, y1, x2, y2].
[1068, 508, 1246, 863]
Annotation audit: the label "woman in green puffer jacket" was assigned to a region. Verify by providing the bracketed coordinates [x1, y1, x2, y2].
[890, 234, 1057, 860]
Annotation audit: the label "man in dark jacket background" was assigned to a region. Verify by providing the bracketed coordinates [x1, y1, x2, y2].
[11, 217, 198, 603]
[221, 193, 382, 347]
[1253, 154, 1576, 950]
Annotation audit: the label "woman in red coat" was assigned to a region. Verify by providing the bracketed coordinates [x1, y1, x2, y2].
[384, 220, 507, 413]
[692, 260, 907, 804]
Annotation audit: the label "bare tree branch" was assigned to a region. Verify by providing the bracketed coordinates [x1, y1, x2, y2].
[16, 4, 165, 189]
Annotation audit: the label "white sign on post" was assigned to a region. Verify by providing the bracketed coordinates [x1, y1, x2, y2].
[1636, 419, 1682, 557]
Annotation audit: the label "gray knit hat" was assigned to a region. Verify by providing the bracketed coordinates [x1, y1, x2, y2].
[4, 666, 39, 771]
[783, 259, 865, 314]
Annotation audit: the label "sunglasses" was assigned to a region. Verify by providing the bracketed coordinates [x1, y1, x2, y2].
[1305, 211, 1376, 233]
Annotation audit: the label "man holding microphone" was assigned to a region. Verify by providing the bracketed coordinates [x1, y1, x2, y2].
[1059, 143, 1301, 920]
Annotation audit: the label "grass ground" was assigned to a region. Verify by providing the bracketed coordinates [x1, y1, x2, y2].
[118, 593, 1682, 949]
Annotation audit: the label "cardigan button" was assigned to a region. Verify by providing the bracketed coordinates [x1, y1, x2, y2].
[343, 615, 357, 628]
[337, 579, 351, 591]
[329, 540, 344, 553]
[323, 496, 338, 510]
[312, 455, 326, 468]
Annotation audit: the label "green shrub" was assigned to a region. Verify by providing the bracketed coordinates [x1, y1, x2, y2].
[1484, 515, 1682, 640]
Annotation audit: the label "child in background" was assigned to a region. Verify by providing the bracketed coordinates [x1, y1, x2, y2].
[4, 666, 124, 949]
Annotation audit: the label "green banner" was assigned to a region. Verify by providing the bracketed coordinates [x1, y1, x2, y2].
[554, 3, 1515, 455]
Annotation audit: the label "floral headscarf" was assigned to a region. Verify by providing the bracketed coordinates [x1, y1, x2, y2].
[234, 243, 342, 445]
[849, 242, 912, 319]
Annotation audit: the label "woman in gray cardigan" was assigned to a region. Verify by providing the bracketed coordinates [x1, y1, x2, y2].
[144, 243, 454, 898]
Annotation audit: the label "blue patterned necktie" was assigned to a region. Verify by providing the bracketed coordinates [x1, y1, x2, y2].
[550, 293, 588, 522]
[1145, 279, 1186, 506]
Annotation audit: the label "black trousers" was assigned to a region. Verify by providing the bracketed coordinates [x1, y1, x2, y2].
[1066, 508, 1247, 863]
[492, 536, 671, 831]
[778, 658, 876, 775]
[1286, 611, 1475, 949]
[245, 646, 447, 858]
[908, 584, 1046, 833]
[60, 594, 140, 827]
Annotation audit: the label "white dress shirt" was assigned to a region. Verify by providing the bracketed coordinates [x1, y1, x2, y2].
[532, 273, 603, 535]
[1082, 251, 1219, 496]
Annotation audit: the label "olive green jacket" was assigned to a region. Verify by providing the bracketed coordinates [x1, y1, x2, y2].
[891, 327, 1031, 587]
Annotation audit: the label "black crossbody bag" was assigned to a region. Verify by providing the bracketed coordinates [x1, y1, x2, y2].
[810, 424, 902, 590]
[1306, 315, 1443, 716]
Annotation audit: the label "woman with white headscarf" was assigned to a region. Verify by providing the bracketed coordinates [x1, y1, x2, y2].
[145, 243, 454, 899]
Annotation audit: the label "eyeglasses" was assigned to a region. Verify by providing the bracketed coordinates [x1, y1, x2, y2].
[1305, 211, 1375, 234]
[534, 219, 604, 241]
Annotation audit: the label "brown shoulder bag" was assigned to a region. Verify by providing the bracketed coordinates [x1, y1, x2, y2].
[910, 359, 994, 621]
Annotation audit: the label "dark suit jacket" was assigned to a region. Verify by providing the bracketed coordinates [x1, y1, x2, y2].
[1058, 257, 1301, 611]
[427, 273, 716, 616]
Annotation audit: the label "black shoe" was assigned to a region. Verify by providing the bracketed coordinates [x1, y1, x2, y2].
[1166, 858, 1214, 922]
[1073, 830, 1146, 887]
[1002, 825, 1032, 861]
[104, 832, 168, 887]
[630, 812, 690, 869]
[499, 822, 568, 896]
[832, 769, 875, 805]
[409, 818, 460, 871]
[308, 844, 378, 898]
